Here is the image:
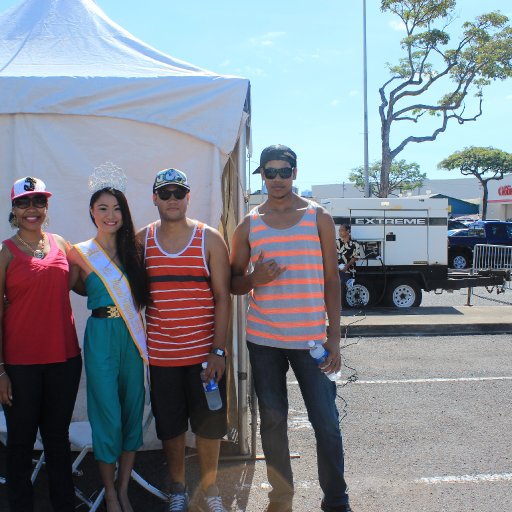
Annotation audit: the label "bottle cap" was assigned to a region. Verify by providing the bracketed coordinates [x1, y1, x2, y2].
[307, 340, 316, 348]
[202, 362, 208, 369]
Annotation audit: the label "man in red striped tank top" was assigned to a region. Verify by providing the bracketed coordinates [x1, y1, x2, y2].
[231, 145, 353, 512]
[137, 168, 231, 512]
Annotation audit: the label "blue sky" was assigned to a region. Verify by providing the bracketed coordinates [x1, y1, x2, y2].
[3, 0, 512, 193]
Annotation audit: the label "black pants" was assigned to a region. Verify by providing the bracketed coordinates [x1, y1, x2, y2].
[3, 354, 82, 512]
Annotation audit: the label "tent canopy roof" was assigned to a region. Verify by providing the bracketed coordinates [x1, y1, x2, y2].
[0, 0, 250, 154]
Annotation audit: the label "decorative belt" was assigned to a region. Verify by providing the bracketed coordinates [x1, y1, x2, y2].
[91, 306, 121, 319]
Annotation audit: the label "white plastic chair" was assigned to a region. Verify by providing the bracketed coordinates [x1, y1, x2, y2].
[0, 409, 46, 485]
[130, 411, 167, 501]
[68, 411, 167, 509]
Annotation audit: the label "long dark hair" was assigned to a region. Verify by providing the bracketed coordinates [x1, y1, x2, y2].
[89, 188, 149, 309]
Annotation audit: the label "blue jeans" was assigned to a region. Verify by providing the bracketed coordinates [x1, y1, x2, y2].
[247, 341, 349, 509]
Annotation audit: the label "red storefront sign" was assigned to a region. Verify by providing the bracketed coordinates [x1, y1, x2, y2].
[498, 185, 512, 196]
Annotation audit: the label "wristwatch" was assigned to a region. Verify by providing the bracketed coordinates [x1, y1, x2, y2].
[211, 347, 226, 358]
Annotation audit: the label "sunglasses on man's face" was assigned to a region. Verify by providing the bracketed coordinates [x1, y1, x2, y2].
[12, 195, 48, 209]
[156, 188, 188, 201]
[263, 167, 294, 180]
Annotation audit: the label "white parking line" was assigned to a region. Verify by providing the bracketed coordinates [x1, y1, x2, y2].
[289, 376, 512, 385]
[354, 376, 512, 384]
[417, 472, 512, 484]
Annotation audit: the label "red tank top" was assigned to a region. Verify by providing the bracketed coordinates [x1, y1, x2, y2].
[145, 222, 215, 367]
[2, 234, 80, 365]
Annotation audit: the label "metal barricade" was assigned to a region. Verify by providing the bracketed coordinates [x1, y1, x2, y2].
[473, 244, 512, 274]
[469, 244, 512, 305]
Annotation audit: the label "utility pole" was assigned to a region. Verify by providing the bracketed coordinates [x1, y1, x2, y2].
[363, 0, 370, 197]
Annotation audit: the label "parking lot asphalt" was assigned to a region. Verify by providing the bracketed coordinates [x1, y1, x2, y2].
[1, 300, 511, 511]
[341, 305, 512, 337]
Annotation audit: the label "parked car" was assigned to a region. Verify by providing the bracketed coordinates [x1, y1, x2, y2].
[448, 221, 512, 269]
[448, 219, 468, 230]
[447, 228, 470, 237]
[451, 215, 480, 225]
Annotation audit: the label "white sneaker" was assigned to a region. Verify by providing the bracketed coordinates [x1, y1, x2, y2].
[196, 485, 226, 512]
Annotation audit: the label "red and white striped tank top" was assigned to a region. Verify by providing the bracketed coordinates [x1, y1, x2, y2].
[145, 221, 215, 367]
[247, 201, 326, 349]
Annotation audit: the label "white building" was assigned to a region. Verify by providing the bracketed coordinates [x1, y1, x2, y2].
[487, 174, 512, 220]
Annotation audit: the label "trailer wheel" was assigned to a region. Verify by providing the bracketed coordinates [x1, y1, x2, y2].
[449, 252, 470, 270]
[345, 280, 374, 308]
[385, 279, 422, 308]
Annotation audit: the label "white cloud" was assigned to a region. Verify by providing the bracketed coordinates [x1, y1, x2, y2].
[219, 59, 231, 67]
[330, 99, 340, 107]
[249, 32, 286, 47]
[506, 95, 512, 100]
[244, 66, 265, 77]
[293, 52, 321, 64]
[349, 90, 358, 97]
[389, 20, 406, 31]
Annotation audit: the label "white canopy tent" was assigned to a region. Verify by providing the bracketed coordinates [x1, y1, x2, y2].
[0, 0, 250, 453]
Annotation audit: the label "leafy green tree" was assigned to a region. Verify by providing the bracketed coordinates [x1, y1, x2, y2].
[378, 0, 512, 197]
[350, 159, 426, 197]
[438, 146, 512, 219]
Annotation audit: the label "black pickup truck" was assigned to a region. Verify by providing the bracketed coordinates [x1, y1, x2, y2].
[448, 221, 512, 269]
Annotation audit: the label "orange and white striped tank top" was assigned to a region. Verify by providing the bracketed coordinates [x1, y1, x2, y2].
[247, 201, 326, 349]
[145, 221, 215, 367]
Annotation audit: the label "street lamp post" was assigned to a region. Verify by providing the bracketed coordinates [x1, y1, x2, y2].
[363, 0, 370, 197]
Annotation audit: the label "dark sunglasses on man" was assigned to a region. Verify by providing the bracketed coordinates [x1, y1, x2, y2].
[156, 188, 189, 201]
[263, 167, 294, 180]
[12, 195, 48, 209]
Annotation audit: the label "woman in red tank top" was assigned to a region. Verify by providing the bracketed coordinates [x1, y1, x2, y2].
[0, 176, 82, 512]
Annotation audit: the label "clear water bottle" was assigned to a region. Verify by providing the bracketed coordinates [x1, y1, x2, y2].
[201, 362, 222, 411]
[308, 341, 339, 382]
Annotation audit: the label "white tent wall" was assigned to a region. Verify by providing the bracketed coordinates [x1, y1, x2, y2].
[0, 0, 251, 453]
[0, 114, 248, 452]
[0, 114, 227, 236]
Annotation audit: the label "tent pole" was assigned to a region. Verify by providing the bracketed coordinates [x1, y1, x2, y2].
[235, 124, 250, 456]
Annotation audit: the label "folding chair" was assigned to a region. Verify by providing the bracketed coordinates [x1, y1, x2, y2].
[129, 410, 167, 501]
[68, 410, 167, 509]
[0, 409, 46, 485]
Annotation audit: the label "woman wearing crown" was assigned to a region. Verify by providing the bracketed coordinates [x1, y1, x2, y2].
[0, 176, 82, 511]
[67, 163, 149, 512]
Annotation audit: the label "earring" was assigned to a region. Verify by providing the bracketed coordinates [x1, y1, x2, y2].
[9, 213, 18, 229]
[43, 216, 50, 229]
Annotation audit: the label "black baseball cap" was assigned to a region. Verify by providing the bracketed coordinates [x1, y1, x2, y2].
[252, 144, 297, 174]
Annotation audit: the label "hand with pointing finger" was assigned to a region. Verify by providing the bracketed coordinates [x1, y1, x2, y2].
[251, 251, 287, 286]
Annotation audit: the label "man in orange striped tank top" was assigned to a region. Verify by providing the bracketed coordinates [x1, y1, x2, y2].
[137, 168, 231, 512]
[230, 145, 353, 512]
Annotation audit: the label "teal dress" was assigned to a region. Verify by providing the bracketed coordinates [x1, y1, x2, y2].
[84, 272, 144, 463]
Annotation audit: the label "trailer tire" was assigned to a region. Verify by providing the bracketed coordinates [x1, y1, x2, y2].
[344, 279, 374, 308]
[384, 279, 422, 308]
[449, 251, 470, 270]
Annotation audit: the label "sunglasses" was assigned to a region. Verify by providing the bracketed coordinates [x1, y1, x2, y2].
[156, 188, 188, 201]
[12, 195, 48, 209]
[263, 167, 294, 180]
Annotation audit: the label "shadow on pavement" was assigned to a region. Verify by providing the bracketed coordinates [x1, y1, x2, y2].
[0, 443, 257, 511]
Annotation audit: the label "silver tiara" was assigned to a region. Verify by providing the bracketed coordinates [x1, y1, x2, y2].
[88, 161, 127, 193]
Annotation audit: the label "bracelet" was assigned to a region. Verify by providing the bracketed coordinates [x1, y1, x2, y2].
[0, 371, 6, 377]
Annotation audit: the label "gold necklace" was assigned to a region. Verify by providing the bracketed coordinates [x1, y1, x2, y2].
[16, 232, 46, 259]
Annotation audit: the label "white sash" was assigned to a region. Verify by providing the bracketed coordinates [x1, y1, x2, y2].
[75, 239, 148, 364]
